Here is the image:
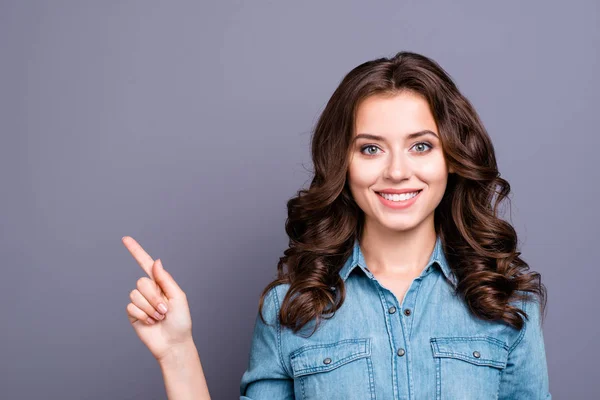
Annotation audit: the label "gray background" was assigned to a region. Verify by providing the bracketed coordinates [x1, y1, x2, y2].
[1, 1, 597, 399]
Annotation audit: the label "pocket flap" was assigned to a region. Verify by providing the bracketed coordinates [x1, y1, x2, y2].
[430, 336, 509, 369]
[290, 338, 371, 377]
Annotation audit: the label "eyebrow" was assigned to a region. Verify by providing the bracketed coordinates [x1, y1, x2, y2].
[353, 130, 439, 143]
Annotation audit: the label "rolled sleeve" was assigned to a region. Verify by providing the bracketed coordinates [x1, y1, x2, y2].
[240, 286, 293, 399]
[498, 295, 551, 399]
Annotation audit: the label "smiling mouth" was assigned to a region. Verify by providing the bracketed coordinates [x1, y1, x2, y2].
[375, 189, 423, 202]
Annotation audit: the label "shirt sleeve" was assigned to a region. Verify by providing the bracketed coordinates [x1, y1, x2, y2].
[239, 286, 294, 399]
[498, 295, 551, 399]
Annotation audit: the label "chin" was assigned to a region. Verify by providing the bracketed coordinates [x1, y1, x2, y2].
[377, 217, 423, 233]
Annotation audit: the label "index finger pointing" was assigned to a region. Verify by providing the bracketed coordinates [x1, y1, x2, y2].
[122, 236, 155, 280]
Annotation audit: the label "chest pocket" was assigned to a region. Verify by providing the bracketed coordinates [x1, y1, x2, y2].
[290, 338, 375, 400]
[430, 336, 509, 400]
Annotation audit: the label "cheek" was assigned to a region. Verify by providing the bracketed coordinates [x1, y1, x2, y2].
[418, 156, 448, 183]
[347, 163, 378, 206]
[348, 161, 379, 188]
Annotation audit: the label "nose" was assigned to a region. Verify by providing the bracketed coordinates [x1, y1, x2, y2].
[384, 151, 412, 181]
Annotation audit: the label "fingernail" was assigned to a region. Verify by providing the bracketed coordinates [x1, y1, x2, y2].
[146, 317, 155, 324]
[154, 311, 164, 320]
[158, 303, 168, 314]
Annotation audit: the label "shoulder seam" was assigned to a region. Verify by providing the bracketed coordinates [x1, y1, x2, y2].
[271, 286, 292, 377]
[508, 297, 528, 353]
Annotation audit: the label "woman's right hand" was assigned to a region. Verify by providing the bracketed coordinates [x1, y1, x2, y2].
[122, 236, 194, 363]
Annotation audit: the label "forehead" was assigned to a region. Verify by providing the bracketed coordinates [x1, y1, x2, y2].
[355, 92, 437, 135]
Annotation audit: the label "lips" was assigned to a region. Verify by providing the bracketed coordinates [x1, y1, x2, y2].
[375, 189, 422, 196]
[375, 188, 423, 209]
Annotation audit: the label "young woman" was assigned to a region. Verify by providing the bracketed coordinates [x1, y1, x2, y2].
[123, 51, 551, 399]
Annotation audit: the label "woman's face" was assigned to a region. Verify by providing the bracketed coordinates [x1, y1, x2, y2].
[348, 91, 452, 234]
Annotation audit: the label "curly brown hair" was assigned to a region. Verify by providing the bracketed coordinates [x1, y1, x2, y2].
[258, 51, 547, 336]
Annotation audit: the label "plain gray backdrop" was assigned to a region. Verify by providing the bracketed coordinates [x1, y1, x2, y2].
[1, 1, 598, 399]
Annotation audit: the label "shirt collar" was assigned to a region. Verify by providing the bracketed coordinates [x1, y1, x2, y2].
[338, 234, 457, 288]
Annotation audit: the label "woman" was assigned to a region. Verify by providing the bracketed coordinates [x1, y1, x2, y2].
[123, 51, 551, 399]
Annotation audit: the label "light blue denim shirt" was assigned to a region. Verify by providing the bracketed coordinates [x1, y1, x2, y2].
[240, 235, 551, 399]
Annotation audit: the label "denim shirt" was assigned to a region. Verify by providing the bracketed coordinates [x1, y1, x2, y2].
[240, 235, 551, 399]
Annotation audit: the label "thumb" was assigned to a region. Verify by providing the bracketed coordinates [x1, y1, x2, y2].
[153, 259, 183, 300]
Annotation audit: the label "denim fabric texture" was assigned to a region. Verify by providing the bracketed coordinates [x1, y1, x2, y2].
[240, 235, 551, 399]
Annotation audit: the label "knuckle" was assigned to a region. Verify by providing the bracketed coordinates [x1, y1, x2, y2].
[150, 298, 161, 310]
[126, 303, 136, 315]
[129, 289, 137, 301]
[136, 277, 147, 288]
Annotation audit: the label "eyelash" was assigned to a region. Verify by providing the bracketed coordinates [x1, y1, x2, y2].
[359, 142, 433, 157]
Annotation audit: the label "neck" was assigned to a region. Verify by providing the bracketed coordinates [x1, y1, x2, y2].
[359, 216, 437, 277]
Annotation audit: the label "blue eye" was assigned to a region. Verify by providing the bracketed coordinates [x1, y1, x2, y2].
[360, 142, 433, 156]
[412, 142, 433, 153]
[360, 145, 381, 156]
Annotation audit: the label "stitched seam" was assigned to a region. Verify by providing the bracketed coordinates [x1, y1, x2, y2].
[430, 337, 508, 368]
[508, 297, 528, 354]
[432, 353, 505, 368]
[292, 352, 370, 376]
[272, 287, 292, 377]
[409, 279, 424, 339]
[495, 369, 501, 400]
[375, 284, 398, 399]
[435, 356, 441, 400]
[498, 297, 528, 397]
[432, 336, 508, 348]
[366, 351, 376, 400]
[290, 338, 370, 376]
[290, 338, 368, 357]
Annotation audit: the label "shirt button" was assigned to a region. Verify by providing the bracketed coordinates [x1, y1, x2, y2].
[388, 306, 397, 314]
[403, 308, 412, 316]
[397, 348, 405, 357]
[473, 351, 480, 358]
[323, 357, 332, 364]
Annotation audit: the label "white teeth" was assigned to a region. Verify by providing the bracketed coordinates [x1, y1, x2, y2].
[378, 191, 420, 202]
